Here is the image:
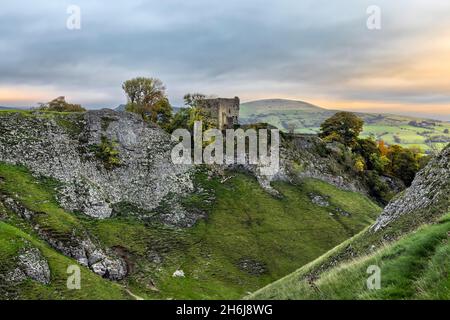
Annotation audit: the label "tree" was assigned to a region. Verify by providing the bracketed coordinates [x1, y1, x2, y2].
[385, 145, 420, 186]
[166, 108, 191, 132]
[378, 140, 389, 156]
[354, 155, 366, 172]
[123, 77, 166, 106]
[38, 96, 85, 112]
[185, 93, 215, 128]
[319, 112, 364, 148]
[354, 138, 383, 171]
[122, 77, 172, 126]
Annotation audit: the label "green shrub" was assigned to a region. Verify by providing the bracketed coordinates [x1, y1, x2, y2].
[38, 97, 85, 113]
[365, 171, 394, 204]
[94, 136, 121, 170]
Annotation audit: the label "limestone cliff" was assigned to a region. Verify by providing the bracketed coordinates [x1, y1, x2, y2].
[0, 110, 193, 220]
[372, 144, 450, 231]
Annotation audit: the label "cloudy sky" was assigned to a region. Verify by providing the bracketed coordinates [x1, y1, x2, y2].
[1, 0, 450, 120]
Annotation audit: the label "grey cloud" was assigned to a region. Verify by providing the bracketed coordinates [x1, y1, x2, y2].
[0, 0, 450, 109]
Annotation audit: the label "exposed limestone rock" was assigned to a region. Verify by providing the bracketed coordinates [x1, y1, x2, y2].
[379, 175, 405, 194]
[38, 230, 127, 280]
[309, 193, 330, 207]
[5, 267, 27, 283]
[147, 250, 163, 264]
[1, 195, 127, 280]
[334, 207, 350, 217]
[0, 110, 193, 220]
[172, 270, 185, 278]
[6, 247, 51, 285]
[237, 258, 267, 276]
[372, 144, 450, 231]
[282, 136, 367, 193]
[1, 196, 35, 220]
[156, 202, 201, 228]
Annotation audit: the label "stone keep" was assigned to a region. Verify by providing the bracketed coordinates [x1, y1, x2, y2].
[199, 97, 240, 130]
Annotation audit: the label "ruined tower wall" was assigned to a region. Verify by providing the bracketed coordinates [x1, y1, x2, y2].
[200, 97, 240, 129]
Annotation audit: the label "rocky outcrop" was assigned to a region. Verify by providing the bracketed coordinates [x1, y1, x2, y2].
[372, 144, 450, 231]
[6, 248, 50, 285]
[40, 230, 127, 280]
[280, 135, 367, 193]
[0, 110, 193, 220]
[1, 194, 127, 280]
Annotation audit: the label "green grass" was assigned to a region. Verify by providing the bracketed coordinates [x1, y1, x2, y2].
[0, 162, 131, 299]
[248, 213, 450, 300]
[85, 172, 381, 299]
[0, 163, 82, 237]
[0, 162, 381, 299]
[0, 110, 84, 118]
[0, 221, 129, 300]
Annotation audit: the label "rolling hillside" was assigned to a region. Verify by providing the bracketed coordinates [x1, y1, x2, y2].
[0, 163, 381, 299]
[248, 213, 450, 299]
[240, 99, 450, 152]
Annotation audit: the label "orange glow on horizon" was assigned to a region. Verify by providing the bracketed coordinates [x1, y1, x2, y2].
[307, 98, 450, 117]
[0, 87, 57, 105]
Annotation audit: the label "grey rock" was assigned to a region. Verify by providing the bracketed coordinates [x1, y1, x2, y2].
[40, 231, 127, 280]
[309, 193, 330, 207]
[282, 136, 368, 194]
[372, 145, 450, 231]
[334, 207, 351, 217]
[147, 250, 163, 264]
[0, 195, 127, 280]
[237, 258, 267, 276]
[0, 110, 193, 221]
[1, 196, 35, 220]
[10, 247, 51, 285]
[172, 270, 185, 278]
[5, 268, 27, 283]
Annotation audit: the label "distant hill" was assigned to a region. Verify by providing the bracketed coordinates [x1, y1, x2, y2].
[115, 104, 126, 112]
[240, 99, 450, 152]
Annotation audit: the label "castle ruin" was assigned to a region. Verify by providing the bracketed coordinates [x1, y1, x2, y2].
[199, 97, 240, 130]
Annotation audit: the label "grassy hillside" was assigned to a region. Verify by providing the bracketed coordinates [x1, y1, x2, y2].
[247, 144, 450, 300]
[240, 99, 450, 152]
[0, 221, 129, 300]
[0, 162, 381, 299]
[247, 213, 450, 300]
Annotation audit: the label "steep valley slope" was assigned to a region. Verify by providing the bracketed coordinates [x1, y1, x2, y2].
[0, 109, 384, 299]
[248, 144, 450, 300]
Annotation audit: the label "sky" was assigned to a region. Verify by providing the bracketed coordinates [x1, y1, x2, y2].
[1, 0, 450, 120]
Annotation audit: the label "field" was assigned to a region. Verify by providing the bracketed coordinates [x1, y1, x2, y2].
[240, 99, 450, 152]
